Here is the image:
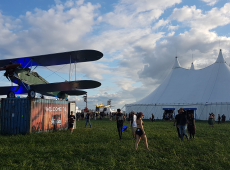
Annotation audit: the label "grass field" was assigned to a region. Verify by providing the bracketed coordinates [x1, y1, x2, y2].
[0, 118, 230, 170]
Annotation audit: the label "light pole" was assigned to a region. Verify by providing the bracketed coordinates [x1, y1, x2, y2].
[107, 99, 112, 106]
[83, 93, 87, 109]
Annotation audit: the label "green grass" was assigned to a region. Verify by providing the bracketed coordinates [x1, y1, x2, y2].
[0, 119, 230, 170]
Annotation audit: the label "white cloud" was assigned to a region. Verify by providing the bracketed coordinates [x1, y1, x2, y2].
[168, 25, 179, 31]
[170, 4, 230, 31]
[168, 32, 175, 36]
[170, 5, 202, 22]
[152, 19, 169, 30]
[119, 0, 182, 13]
[201, 0, 219, 6]
[101, 0, 181, 28]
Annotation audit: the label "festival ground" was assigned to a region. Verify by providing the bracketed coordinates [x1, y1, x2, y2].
[0, 119, 229, 169]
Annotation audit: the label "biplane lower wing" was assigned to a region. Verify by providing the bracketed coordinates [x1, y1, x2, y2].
[61, 90, 87, 96]
[0, 86, 28, 95]
[0, 80, 99, 96]
[41, 90, 87, 97]
[30, 80, 101, 93]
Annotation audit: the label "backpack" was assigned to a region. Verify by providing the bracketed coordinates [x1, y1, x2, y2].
[117, 113, 124, 122]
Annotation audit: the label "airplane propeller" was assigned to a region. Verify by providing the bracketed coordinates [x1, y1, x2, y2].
[0, 63, 21, 71]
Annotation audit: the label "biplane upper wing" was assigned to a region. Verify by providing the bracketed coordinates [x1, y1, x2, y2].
[0, 50, 103, 67]
[30, 80, 101, 93]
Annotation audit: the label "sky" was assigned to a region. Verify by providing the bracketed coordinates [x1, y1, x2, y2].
[0, 0, 230, 110]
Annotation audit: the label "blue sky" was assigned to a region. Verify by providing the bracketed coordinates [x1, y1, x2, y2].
[0, 0, 230, 110]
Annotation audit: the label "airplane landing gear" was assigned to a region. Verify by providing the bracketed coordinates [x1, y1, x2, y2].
[7, 91, 15, 98]
[28, 89, 36, 98]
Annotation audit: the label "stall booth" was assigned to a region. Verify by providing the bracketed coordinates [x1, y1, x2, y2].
[162, 108, 175, 120]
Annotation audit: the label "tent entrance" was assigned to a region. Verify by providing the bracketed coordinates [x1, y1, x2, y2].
[183, 108, 197, 120]
[163, 108, 175, 120]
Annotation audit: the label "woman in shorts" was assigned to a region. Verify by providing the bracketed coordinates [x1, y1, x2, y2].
[135, 112, 149, 151]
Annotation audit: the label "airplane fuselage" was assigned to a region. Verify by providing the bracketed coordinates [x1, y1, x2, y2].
[10, 66, 68, 99]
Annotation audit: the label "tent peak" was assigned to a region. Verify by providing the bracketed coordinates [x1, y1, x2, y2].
[172, 56, 181, 69]
[215, 49, 225, 63]
[190, 62, 195, 70]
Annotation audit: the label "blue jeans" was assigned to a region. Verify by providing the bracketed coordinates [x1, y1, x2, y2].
[85, 119, 91, 128]
[179, 125, 189, 141]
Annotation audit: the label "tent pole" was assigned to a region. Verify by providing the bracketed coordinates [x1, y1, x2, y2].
[69, 56, 71, 81]
[75, 60, 76, 81]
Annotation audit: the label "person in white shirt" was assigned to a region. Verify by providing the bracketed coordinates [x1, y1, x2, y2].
[131, 111, 137, 139]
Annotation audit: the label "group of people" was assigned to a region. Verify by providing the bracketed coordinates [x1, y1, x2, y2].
[115, 109, 149, 151]
[174, 108, 196, 141]
[208, 113, 226, 126]
[68, 111, 93, 132]
[218, 114, 226, 124]
[163, 111, 175, 121]
[76, 112, 100, 121]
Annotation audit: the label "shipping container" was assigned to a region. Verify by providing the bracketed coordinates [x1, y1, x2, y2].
[1, 98, 69, 135]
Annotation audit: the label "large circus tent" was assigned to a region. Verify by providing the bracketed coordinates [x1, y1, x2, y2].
[125, 49, 230, 120]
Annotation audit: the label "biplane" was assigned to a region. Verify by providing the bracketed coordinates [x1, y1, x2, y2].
[0, 50, 103, 99]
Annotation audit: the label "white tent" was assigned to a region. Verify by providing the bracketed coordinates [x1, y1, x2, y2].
[125, 49, 230, 120]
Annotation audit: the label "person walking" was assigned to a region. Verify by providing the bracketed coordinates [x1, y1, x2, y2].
[151, 114, 155, 122]
[212, 113, 215, 125]
[130, 111, 134, 130]
[208, 113, 214, 127]
[187, 113, 195, 139]
[218, 114, 221, 124]
[135, 112, 149, 151]
[131, 111, 137, 139]
[81, 112, 84, 120]
[178, 108, 189, 141]
[76, 113, 80, 121]
[68, 111, 76, 134]
[174, 110, 181, 138]
[110, 112, 113, 121]
[115, 109, 126, 140]
[85, 111, 92, 128]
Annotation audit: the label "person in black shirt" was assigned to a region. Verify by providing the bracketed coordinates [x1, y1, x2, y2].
[130, 111, 134, 126]
[174, 110, 181, 138]
[218, 114, 221, 124]
[81, 112, 84, 120]
[76, 113, 80, 121]
[151, 114, 155, 122]
[85, 111, 92, 128]
[178, 108, 189, 141]
[130, 111, 134, 138]
[115, 109, 126, 140]
[221, 114, 226, 123]
[68, 111, 76, 134]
